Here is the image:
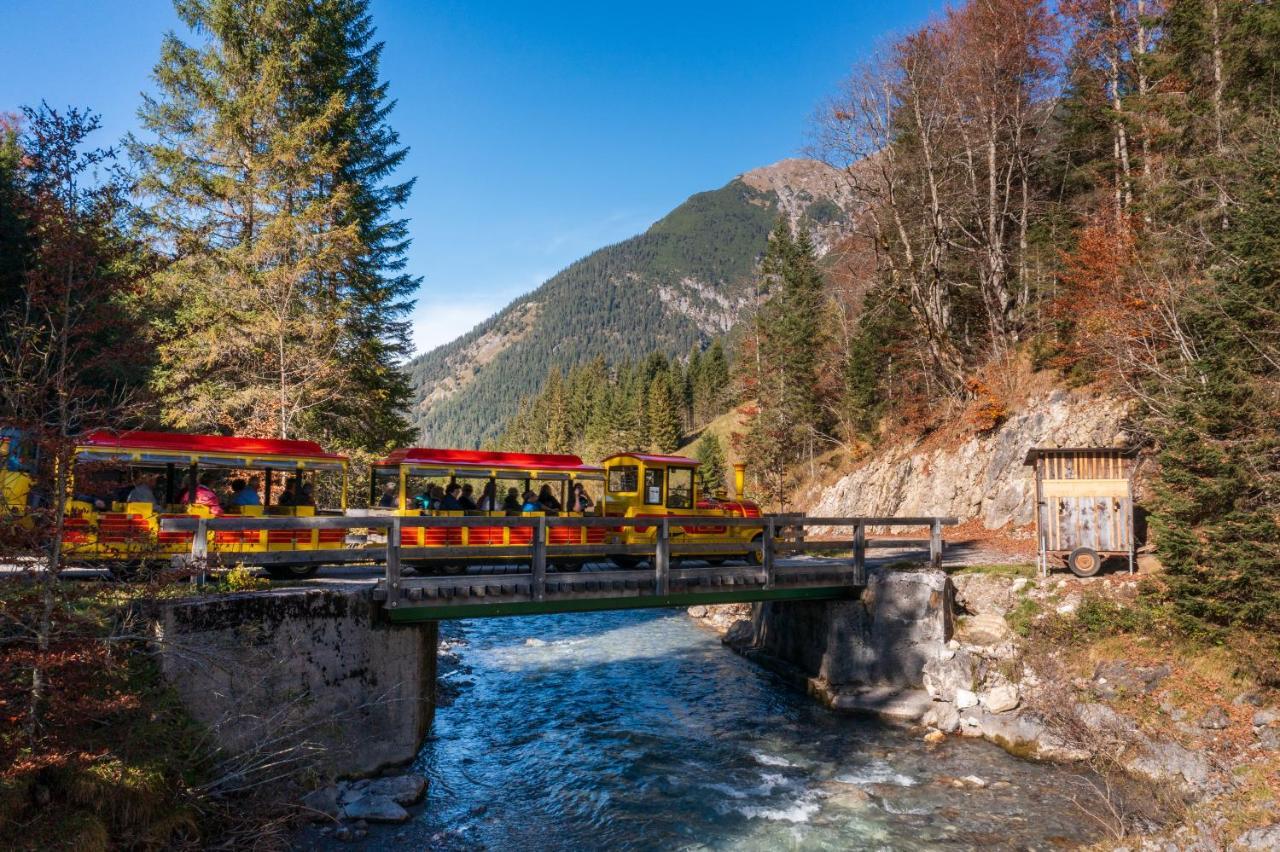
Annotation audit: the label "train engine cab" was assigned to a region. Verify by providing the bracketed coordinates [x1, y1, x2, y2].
[600, 453, 762, 567]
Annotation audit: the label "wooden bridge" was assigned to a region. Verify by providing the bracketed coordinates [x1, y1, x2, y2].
[161, 514, 958, 622]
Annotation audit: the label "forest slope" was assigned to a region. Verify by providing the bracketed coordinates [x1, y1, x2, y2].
[405, 158, 856, 447]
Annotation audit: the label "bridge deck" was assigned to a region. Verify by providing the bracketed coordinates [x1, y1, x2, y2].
[375, 559, 862, 621]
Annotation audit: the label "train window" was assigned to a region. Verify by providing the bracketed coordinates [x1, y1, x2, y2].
[643, 468, 663, 505]
[667, 467, 692, 509]
[608, 465, 638, 493]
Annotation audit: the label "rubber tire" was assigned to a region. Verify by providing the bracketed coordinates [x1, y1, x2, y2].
[705, 558, 727, 567]
[552, 562, 583, 573]
[1067, 546, 1103, 578]
[610, 555, 644, 569]
[744, 533, 765, 566]
[265, 563, 321, 581]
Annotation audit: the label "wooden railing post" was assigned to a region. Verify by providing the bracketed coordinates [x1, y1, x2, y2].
[191, 517, 209, 586]
[854, 520, 866, 585]
[386, 516, 402, 609]
[763, 517, 776, 589]
[532, 516, 547, 602]
[655, 518, 670, 596]
[929, 518, 943, 570]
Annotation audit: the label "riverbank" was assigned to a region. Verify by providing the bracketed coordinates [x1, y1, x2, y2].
[690, 567, 1280, 849]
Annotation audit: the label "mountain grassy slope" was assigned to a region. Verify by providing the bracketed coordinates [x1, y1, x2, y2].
[406, 159, 853, 448]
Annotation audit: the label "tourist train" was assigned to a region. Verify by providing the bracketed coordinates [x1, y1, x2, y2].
[1, 428, 763, 579]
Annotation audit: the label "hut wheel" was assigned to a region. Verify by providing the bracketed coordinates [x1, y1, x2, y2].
[1067, 546, 1103, 578]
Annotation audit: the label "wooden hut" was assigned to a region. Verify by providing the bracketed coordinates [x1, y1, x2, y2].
[1023, 447, 1140, 577]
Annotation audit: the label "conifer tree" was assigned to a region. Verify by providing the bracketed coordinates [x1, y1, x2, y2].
[646, 371, 682, 453]
[134, 0, 415, 448]
[694, 432, 727, 496]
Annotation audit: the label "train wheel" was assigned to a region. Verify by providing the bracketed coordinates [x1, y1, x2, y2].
[1067, 547, 1103, 578]
[552, 562, 583, 573]
[745, 534, 764, 566]
[265, 563, 320, 581]
[705, 558, 727, 567]
[610, 555, 643, 569]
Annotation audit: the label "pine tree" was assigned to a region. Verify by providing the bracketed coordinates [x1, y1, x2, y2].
[133, 0, 414, 447]
[542, 370, 573, 453]
[646, 371, 682, 453]
[694, 432, 727, 496]
[695, 338, 729, 423]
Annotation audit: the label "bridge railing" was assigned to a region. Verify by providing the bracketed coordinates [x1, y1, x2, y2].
[160, 513, 959, 607]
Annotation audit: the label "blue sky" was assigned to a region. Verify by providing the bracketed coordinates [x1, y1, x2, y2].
[1, 0, 938, 354]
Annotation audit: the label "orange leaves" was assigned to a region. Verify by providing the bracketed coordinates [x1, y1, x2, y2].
[964, 375, 1010, 433]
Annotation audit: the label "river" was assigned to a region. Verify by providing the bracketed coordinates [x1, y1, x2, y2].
[317, 608, 1104, 851]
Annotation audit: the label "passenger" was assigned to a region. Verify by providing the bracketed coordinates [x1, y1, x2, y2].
[240, 475, 263, 506]
[125, 472, 161, 510]
[177, 473, 223, 516]
[537, 484, 561, 513]
[440, 483, 464, 511]
[378, 482, 398, 508]
[458, 483, 478, 511]
[429, 484, 446, 509]
[569, 482, 594, 513]
[476, 481, 497, 511]
[502, 487, 522, 515]
[298, 482, 316, 507]
[521, 489, 541, 513]
[277, 477, 299, 507]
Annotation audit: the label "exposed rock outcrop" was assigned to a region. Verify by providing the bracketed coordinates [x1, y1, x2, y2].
[812, 389, 1130, 529]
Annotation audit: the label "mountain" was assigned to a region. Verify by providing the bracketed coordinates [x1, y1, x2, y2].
[405, 158, 858, 448]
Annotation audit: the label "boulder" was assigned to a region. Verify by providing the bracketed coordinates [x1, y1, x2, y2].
[686, 605, 708, 619]
[1092, 660, 1171, 698]
[341, 794, 410, 823]
[1126, 739, 1211, 791]
[981, 684, 1020, 714]
[956, 613, 1011, 646]
[922, 648, 975, 702]
[300, 785, 341, 820]
[1231, 824, 1280, 851]
[922, 701, 961, 734]
[1251, 708, 1278, 728]
[955, 689, 978, 710]
[360, 774, 428, 806]
[1257, 727, 1280, 751]
[831, 686, 932, 721]
[721, 619, 754, 647]
[1198, 706, 1230, 730]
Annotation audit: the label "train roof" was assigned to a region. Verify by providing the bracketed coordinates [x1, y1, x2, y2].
[1022, 446, 1139, 465]
[601, 452, 699, 466]
[75, 429, 347, 467]
[375, 447, 602, 473]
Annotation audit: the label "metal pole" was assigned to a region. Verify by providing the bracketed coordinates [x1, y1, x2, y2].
[191, 516, 208, 586]
[532, 516, 547, 602]
[763, 517, 776, 589]
[929, 518, 943, 570]
[854, 520, 866, 585]
[655, 517, 670, 595]
[386, 516, 402, 609]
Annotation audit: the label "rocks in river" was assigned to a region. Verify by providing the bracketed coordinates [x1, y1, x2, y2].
[922, 701, 961, 733]
[831, 686, 933, 721]
[342, 794, 409, 823]
[922, 648, 976, 702]
[955, 689, 978, 710]
[923, 729, 946, 744]
[687, 605, 708, 618]
[301, 772, 427, 825]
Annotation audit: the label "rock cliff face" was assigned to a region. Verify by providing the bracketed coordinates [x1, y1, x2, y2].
[813, 389, 1131, 529]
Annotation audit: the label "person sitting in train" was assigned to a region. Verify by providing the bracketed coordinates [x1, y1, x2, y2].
[277, 477, 299, 506]
[125, 472, 161, 510]
[569, 482, 594, 513]
[458, 483, 478, 511]
[476, 481, 497, 511]
[241, 475, 263, 506]
[537, 484, 561, 513]
[226, 478, 257, 509]
[297, 482, 316, 507]
[177, 473, 223, 516]
[521, 489, 542, 513]
[502, 487, 522, 514]
[440, 483, 464, 511]
[378, 481, 398, 508]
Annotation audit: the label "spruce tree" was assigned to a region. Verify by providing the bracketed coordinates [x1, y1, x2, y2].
[646, 371, 681, 453]
[694, 432, 727, 496]
[134, 0, 415, 447]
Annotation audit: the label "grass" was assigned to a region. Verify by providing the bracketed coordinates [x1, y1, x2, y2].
[949, 562, 1037, 578]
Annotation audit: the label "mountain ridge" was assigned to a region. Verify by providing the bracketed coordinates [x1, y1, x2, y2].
[405, 158, 858, 448]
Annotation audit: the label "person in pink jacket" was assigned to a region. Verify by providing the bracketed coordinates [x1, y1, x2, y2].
[177, 473, 223, 516]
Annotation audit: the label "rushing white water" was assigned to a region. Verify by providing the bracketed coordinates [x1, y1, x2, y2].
[315, 608, 1104, 851]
